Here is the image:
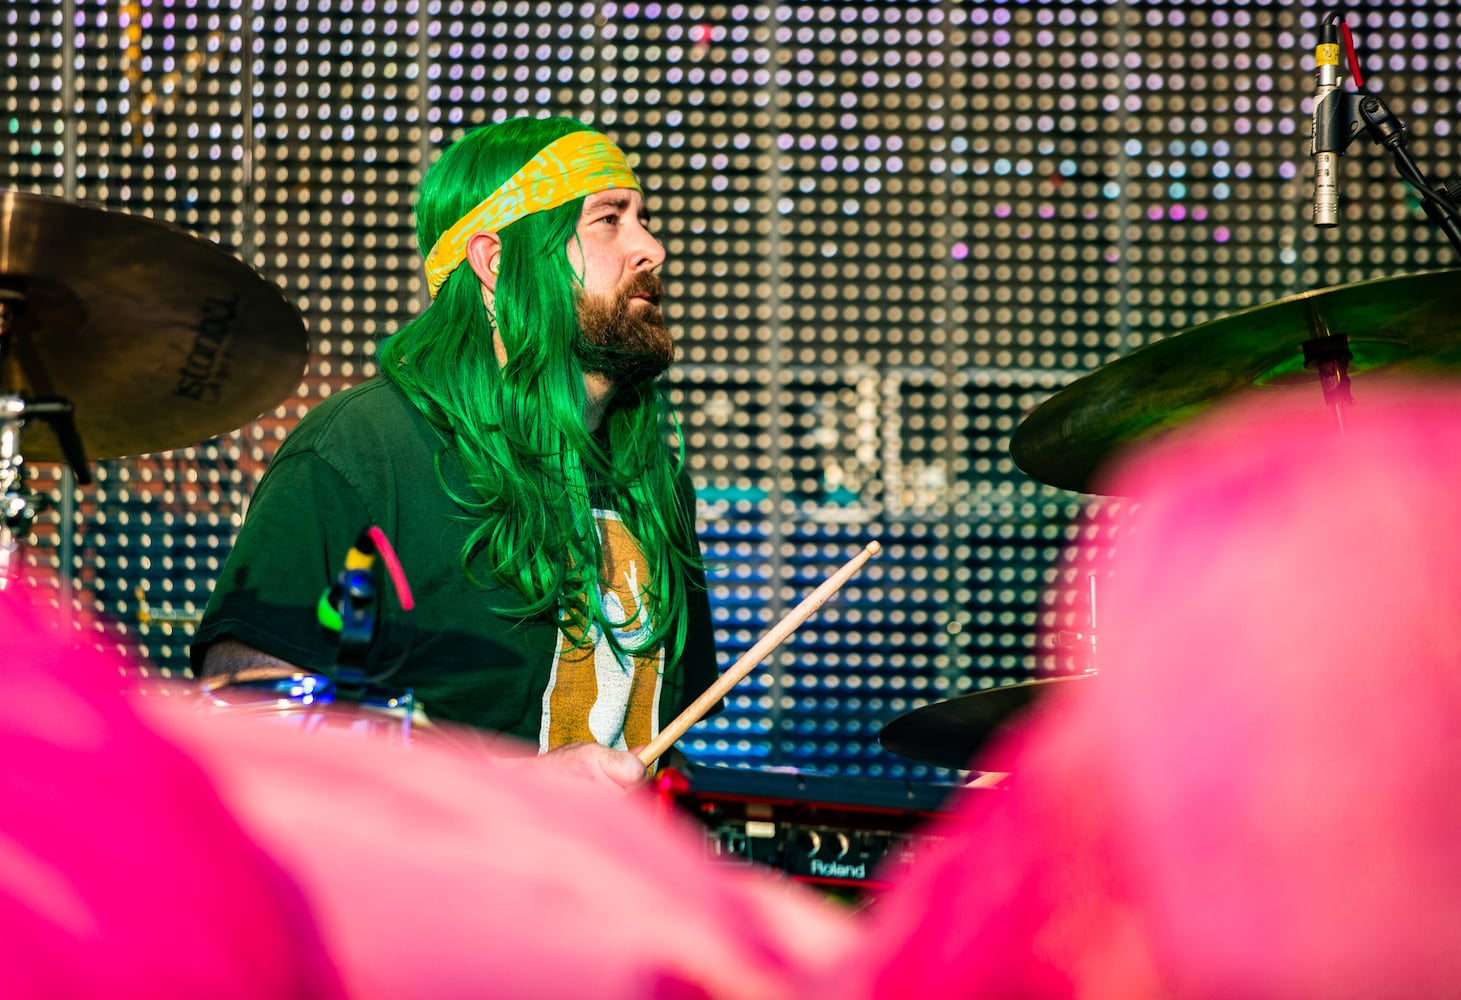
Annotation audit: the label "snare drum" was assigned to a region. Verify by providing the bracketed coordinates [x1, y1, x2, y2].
[202, 674, 430, 744]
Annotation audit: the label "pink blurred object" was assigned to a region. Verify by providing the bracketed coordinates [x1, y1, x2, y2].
[144, 686, 849, 999]
[28, 381, 1461, 999]
[814, 386, 1461, 998]
[0, 579, 847, 998]
[0, 587, 347, 998]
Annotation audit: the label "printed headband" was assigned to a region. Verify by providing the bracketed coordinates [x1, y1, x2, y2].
[423, 130, 640, 298]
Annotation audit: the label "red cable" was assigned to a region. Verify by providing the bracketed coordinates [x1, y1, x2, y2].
[1340, 19, 1364, 89]
[367, 525, 415, 611]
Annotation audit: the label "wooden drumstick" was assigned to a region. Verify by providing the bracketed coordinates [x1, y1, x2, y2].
[637, 540, 882, 767]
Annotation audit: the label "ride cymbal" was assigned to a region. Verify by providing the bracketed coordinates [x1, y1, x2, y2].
[0, 190, 308, 462]
[1011, 268, 1461, 493]
[879, 675, 1094, 771]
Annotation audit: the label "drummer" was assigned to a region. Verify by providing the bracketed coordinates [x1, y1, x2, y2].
[191, 116, 720, 788]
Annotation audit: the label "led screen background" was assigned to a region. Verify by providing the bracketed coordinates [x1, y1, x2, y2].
[5, 0, 1454, 777]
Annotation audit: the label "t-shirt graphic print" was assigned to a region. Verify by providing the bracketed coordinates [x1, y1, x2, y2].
[539, 510, 664, 753]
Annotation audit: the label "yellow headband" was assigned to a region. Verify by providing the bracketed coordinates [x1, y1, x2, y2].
[423, 130, 640, 298]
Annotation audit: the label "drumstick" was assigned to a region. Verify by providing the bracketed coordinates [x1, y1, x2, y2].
[637, 540, 882, 767]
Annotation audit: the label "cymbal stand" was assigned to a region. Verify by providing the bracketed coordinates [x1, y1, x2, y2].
[0, 293, 28, 590]
[1055, 572, 1100, 675]
[0, 399, 31, 589]
[1086, 571, 1097, 674]
[1302, 307, 1354, 435]
[0, 397, 74, 590]
[0, 292, 91, 592]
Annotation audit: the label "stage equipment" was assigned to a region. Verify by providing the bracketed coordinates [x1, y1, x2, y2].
[0, 190, 308, 461]
[1309, 11, 1461, 254]
[658, 761, 961, 895]
[0, 190, 307, 586]
[203, 674, 426, 743]
[878, 674, 1095, 772]
[1010, 268, 1461, 493]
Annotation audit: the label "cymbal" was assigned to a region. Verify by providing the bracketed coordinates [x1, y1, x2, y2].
[1011, 269, 1461, 493]
[0, 190, 308, 462]
[879, 675, 1093, 771]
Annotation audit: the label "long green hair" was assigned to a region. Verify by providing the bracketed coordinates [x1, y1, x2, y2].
[381, 116, 699, 668]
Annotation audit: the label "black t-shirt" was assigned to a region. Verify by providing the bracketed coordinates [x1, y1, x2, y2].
[191, 377, 719, 746]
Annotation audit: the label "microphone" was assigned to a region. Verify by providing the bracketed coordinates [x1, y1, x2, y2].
[1311, 14, 1367, 228]
[1311, 18, 1344, 227]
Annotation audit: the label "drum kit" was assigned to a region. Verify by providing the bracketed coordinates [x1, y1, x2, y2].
[5, 188, 1459, 769]
[0, 189, 316, 723]
[0, 191, 432, 738]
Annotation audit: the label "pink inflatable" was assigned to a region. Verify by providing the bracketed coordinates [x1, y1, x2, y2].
[145, 692, 848, 998]
[809, 386, 1461, 998]
[0, 584, 845, 998]
[0, 587, 346, 998]
[13, 384, 1461, 998]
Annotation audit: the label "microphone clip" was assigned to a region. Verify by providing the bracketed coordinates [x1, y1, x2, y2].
[1313, 88, 1363, 158]
[331, 566, 379, 670]
[317, 529, 381, 676]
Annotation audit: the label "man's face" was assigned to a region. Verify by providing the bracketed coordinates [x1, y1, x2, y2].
[568, 188, 674, 384]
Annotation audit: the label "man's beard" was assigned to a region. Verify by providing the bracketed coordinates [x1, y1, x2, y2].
[574, 272, 675, 386]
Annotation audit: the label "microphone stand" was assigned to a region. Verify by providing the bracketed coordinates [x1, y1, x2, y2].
[1355, 95, 1461, 258]
[1321, 87, 1461, 259]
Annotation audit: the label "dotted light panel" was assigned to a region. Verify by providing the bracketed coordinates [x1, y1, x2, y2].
[4, 0, 1457, 780]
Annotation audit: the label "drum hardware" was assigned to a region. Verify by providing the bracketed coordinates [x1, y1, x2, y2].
[877, 674, 1096, 772]
[322, 544, 384, 670]
[0, 280, 91, 589]
[304, 525, 421, 732]
[878, 571, 1099, 772]
[193, 526, 423, 741]
[1053, 572, 1099, 672]
[1010, 268, 1461, 493]
[0, 190, 307, 589]
[0, 396, 85, 589]
[203, 672, 428, 744]
[1301, 321, 1354, 434]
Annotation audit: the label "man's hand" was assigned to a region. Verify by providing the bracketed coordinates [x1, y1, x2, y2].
[539, 741, 648, 789]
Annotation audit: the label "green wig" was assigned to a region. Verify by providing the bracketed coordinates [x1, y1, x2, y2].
[380, 116, 700, 670]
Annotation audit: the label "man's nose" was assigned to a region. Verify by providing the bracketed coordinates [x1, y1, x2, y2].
[629, 227, 666, 272]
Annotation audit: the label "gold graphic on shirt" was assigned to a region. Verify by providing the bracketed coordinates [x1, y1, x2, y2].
[541, 512, 662, 752]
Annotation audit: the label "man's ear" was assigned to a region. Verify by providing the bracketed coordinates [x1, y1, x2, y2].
[465, 231, 503, 292]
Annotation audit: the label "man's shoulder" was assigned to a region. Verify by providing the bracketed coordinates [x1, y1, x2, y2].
[295, 376, 415, 426]
[285, 376, 435, 454]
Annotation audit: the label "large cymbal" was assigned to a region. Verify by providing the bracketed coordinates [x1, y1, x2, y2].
[1011, 269, 1461, 493]
[879, 675, 1093, 771]
[0, 191, 308, 462]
